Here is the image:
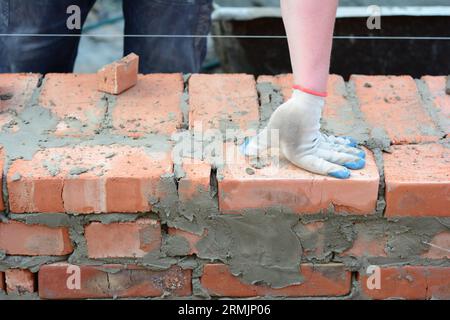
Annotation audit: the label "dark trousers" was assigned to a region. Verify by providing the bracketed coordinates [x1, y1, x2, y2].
[0, 0, 212, 73]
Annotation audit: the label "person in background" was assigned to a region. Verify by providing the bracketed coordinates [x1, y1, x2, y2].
[242, 0, 366, 179]
[0, 0, 212, 73]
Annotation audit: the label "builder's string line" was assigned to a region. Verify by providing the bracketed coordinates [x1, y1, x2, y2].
[1, 34, 450, 40]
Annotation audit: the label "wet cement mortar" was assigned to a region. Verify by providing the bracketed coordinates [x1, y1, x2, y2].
[0, 73, 449, 299]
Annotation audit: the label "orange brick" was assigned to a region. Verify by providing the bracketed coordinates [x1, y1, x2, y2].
[384, 144, 450, 217]
[359, 266, 450, 300]
[0, 73, 40, 132]
[0, 147, 4, 211]
[85, 219, 161, 258]
[178, 162, 211, 201]
[201, 263, 351, 297]
[189, 74, 259, 134]
[39, 74, 107, 137]
[351, 75, 441, 144]
[0, 272, 4, 291]
[97, 53, 139, 95]
[7, 145, 173, 214]
[167, 228, 202, 255]
[422, 232, 450, 259]
[0, 220, 73, 256]
[422, 76, 450, 135]
[38, 264, 191, 299]
[5, 269, 36, 295]
[219, 144, 379, 215]
[112, 73, 183, 137]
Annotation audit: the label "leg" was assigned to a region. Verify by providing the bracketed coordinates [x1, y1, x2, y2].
[242, 0, 365, 179]
[123, 0, 213, 74]
[0, 0, 95, 73]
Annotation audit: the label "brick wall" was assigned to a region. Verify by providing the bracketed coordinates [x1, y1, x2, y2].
[0, 72, 449, 299]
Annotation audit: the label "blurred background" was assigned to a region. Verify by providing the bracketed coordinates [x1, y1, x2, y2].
[75, 0, 450, 78]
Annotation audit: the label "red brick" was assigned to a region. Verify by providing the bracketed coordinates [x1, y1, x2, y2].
[39, 74, 106, 137]
[7, 145, 173, 214]
[112, 73, 183, 137]
[178, 162, 211, 201]
[85, 219, 161, 258]
[422, 232, 450, 259]
[351, 75, 441, 144]
[0, 147, 4, 211]
[5, 269, 36, 295]
[189, 74, 259, 133]
[0, 73, 40, 132]
[97, 53, 139, 95]
[384, 144, 450, 217]
[201, 263, 351, 297]
[168, 228, 203, 255]
[0, 272, 4, 291]
[422, 76, 450, 135]
[359, 266, 450, 300]
[219, 144, 379, 215]
[38, 264, 191, 299]
[0, 220, 73, 256]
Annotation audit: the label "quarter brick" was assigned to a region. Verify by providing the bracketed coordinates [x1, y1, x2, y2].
[85, 219, 161, 258]
[0, 220, 73, 256]
[201, 263, 351, 297]
[359, 266, 450, 300]
[189, 74, 259, 134]
[351, 75, 441, 144]
[112, 73, 183, 137]
[7, 144, 173, 214]
[219, 144, 379, 215]
[5, 269, 36, 295]
[38, 264, 192, 299]
[97, 53, 139, 95]
[384, 143, 450, 217]
[39, 73, 106, 137]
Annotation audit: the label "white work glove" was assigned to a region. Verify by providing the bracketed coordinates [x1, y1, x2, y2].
[241, 89, 366, 179]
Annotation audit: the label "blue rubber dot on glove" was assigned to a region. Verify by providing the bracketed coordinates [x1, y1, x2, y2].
[343, 158, 366, 170]
[329, 169, 351, 179]
[344, 136, 358, 148]
[357, 149, 366, 159]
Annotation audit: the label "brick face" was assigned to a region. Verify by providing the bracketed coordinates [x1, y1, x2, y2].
[0, 147, 4, 211]
[189, 74, 259, 134]
[201, 264, 351, 297]
[351, 75, 441, 144]
[7, 145, 173, 214]
[219, 144, 379, 214]
[85, 219, 161, 258]
[5, 269, 36, 295]
[112, 73, 184, 137]
[359, 266, 450, 300]
[0, 220, 73, 256]
[384, 143, 450, 217]
[39, 73, 106, 137]
[38, 264, 192, 299]
[422, 76, 450, 135]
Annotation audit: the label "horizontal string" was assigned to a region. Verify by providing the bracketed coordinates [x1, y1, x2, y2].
[1, 33, 450, 40]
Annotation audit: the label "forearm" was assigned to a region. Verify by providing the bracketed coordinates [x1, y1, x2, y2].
[281, 0, 339, 93]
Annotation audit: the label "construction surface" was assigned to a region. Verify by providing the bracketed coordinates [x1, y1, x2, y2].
[0, 72, 449, 299]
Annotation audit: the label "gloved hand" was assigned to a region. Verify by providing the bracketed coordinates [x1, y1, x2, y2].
[241, 89, 366, 179]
